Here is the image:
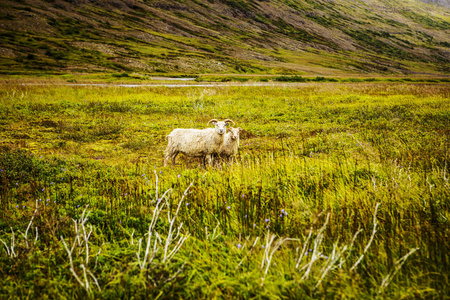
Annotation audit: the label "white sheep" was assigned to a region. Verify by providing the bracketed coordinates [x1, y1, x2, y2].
[164, 119, 235, 166]
[208, 127, 243, 164]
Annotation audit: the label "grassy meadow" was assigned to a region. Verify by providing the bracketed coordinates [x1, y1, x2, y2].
[0, 81, 449, 299]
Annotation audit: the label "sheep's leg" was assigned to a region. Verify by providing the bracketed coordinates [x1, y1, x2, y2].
[163, 142, 172, 166]
[196, 157, 203, 167]
[164, 155, 170, 167]
[214, 154, 222, 167]
[215, 155, 221, 167]
[164, 151, 178, 166]
[198, 156, 206, 168]
[214, 154, 225, 167]
[171, 152, 178, 165]
[221, 155, 231, 166]
[200, 155, 207, 168]
[205, 154, 213, 167]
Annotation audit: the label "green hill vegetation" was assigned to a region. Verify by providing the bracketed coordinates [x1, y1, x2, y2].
[0, 0, 449, 76]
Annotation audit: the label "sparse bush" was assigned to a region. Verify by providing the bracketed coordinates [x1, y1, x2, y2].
[112, 72, 130, 78]
[274, 75, 307, 82]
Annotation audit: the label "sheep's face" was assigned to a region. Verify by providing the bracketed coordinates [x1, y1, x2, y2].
[211, 121, 228, 135]
[208, 119, 235, 135]
[228, 127, 242, 140]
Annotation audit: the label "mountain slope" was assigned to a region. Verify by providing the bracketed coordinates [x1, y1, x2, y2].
[0, 0, 449, 76]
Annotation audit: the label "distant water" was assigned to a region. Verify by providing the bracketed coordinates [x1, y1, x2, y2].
[150, 77, 197, 81]
[20, 82, 286, 88]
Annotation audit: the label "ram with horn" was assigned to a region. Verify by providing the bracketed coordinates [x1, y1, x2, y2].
[164, 119, 235, 166]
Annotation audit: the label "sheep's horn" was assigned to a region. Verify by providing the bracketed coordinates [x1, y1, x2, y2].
[223, 119, 235, 126]
[207, 119, 219, 125]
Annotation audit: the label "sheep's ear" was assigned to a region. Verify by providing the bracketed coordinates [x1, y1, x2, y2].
[238, 127, 243, 132]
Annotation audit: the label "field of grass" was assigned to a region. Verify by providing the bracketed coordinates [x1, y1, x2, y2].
[0, 81, 449, 299]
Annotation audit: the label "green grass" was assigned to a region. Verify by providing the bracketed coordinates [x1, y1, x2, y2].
[0, 81, 449, 299]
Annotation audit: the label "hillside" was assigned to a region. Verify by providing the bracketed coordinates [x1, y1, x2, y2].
[0, 0, 449, 76]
